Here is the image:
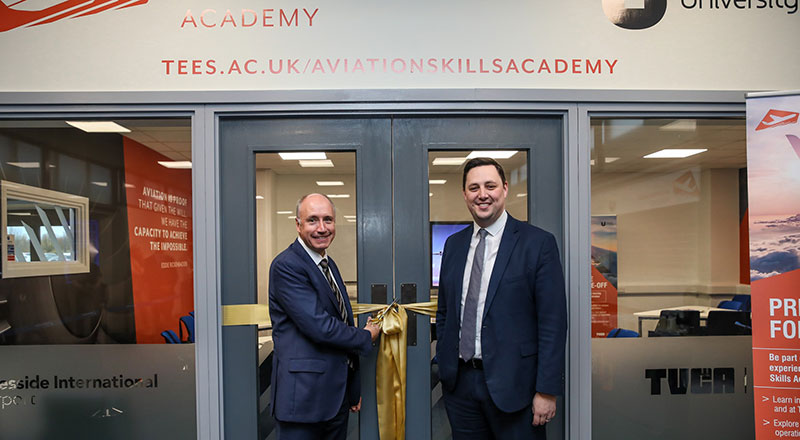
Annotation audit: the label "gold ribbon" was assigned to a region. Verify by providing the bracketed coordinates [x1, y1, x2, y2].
[352, 301, 438, 440]
[221, 300, 438, 440]
[221, 304, 270, 327]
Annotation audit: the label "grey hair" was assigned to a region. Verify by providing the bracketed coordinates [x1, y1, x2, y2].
[295, 193, 337, 223]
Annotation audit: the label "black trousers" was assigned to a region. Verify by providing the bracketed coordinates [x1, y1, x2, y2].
[443, 362, 545, 440]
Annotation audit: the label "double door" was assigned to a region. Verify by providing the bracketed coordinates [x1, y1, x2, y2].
[218, 115, 564, 439]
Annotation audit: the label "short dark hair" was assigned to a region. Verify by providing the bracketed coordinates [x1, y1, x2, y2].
[462, 157, 507, 189]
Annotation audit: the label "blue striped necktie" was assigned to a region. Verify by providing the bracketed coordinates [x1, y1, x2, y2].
[319, 258, 347, 322]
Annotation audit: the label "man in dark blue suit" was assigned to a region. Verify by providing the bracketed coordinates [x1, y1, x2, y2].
[436, 158, 567, 439]
[269, 193, 380, 440]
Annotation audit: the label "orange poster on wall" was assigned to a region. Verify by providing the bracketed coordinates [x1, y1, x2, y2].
[747, 93, 800, 439]
[591, 215, 618, 337]
[123, 138, 193, 343]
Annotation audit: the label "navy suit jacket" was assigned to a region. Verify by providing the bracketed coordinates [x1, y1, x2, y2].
[269, 240, 373, 423]
[435, 215, 567, 413]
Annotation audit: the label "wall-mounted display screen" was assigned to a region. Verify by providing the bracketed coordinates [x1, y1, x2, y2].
[431, 222, 471, 287]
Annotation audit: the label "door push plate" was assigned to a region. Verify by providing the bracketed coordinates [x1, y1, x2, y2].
[371, 283, 387, 305]
[401, 283, 416, 346]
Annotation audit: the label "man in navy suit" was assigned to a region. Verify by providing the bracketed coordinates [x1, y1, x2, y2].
[269, 193, 380, 440]
[436, 158, 567, 439]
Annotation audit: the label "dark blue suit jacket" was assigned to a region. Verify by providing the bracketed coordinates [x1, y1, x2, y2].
[435, 215, 567, 413]
[269, 240, 373, 423]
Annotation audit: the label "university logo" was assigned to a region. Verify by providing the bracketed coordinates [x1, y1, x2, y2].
[602, 0, 667, 30]
[756, 109, 799, 131]
[0, 0, 148, 33]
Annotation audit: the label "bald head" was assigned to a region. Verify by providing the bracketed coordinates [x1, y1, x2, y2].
[295, 193, 336, 256]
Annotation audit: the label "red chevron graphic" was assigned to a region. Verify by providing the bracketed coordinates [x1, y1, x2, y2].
[0, 0, 148, 32]
[756, 109, 799, 131]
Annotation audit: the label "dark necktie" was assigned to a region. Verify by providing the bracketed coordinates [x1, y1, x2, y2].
[459, 228, 488, 361]
[319, 258, 347, 322]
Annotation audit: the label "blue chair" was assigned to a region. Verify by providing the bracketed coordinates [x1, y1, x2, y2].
[161, 330, 181, 344]
[179, 314, 195, 343]
[607, 328, 640, 338]
[717, 300, 744, 311]
[731, 295, 751, 312]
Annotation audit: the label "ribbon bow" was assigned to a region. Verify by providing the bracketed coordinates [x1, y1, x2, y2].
[351, 301, 437, 440]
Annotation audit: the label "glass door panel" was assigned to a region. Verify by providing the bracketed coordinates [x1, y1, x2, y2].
[219, 117, 392, 440]
[428, 150, 529, 439]
[255, 152, 359, 439]
[392, 116, 564, 440]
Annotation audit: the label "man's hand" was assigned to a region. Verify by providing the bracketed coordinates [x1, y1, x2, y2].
[350, 397, 362, 412]
[365, 317, 381, 341]
[532, 392, 556, 426]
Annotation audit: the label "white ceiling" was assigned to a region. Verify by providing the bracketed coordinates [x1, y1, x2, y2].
[117, 119, 191, 161]
[591, 118, 746, 174]
[0, 117, 746, 173]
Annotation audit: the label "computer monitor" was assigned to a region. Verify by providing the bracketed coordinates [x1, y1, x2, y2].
[431, 222, 471, 287]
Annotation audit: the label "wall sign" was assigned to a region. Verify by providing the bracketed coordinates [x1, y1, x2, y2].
[0, 0, 797, 92]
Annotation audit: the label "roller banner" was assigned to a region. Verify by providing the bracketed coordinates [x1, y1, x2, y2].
[591, 215, 618, 337]
[746, 93, 800, 439]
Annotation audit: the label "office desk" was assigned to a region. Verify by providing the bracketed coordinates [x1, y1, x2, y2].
[258, 335, 273, 366]
[634, 305, 735, 335]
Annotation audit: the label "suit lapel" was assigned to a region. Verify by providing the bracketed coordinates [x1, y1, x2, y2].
[450, 225, 474, 320]
[482, 216, 520, 320]
[290, 241, 342, 315]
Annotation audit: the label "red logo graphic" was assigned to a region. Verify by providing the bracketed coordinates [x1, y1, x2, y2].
[0, 0, 148, 33]
[673, 171, 698, 196]
[756, 109, 799, 131]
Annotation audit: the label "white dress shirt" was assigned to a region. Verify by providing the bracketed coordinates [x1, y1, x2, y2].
[459, 210, 508, 359]
[297, 237, 327, 278]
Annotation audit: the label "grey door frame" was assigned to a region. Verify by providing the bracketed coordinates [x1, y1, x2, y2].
[211, 106, 576, 440]
[0, 89, 749, 440]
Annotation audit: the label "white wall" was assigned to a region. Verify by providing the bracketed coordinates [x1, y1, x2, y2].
[258, 173, 357, 304]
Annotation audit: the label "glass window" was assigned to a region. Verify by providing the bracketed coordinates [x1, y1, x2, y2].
[0, 118, 196, 439]
[2, 181, 89, 276]
[590, 117, 754, 439]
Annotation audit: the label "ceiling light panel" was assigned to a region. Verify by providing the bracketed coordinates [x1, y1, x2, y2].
[432, 157, 468, 166]
[66, 121, 130, 133]
[316, 181, 344, 186]
[643, 149, 707, 159]
[466, 150, 518, 159]
[7, 162, 40, 168]
[279, 152, 327, 160]
[299, 159, 334, 168]
[158, 161, 193, 169]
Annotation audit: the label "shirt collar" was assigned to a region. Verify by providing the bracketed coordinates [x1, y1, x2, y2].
[474, 210, 508, 238]
[297, 237, 326, 266]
